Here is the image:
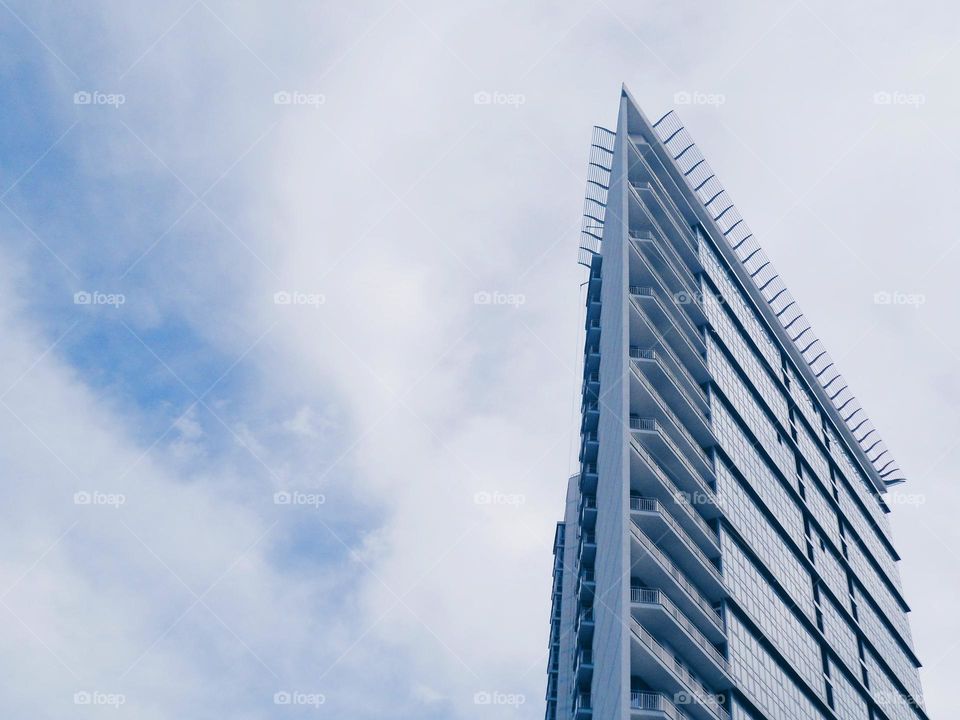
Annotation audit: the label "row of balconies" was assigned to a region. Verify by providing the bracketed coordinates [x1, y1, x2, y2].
[630, 620, 729, 720]
[630, 439, 720, 551]
[630, 417, 713, 503]
[629, 286, 706, 377]
[630, 496, 722, 586]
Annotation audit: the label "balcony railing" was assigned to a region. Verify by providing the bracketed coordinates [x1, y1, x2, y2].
[631, 525, 722, 628]
[630, 346, 708, 412]
[631, 620, 730, 720]
[629, 292, 706, 374]
[630, 417, 712, 492]
[631, 371, 712, 470]
[574, 692, 592, 715]
[629, 691, 685, 720]
[631, 439, 718, 543]
[629, 224, 700, 295]
[629, 497, 722, 583]
[631, 250, 705, 341]
[631, 587, 728, 671]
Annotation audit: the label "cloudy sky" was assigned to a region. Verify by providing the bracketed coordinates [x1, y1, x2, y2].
[0, 1, 957, 717]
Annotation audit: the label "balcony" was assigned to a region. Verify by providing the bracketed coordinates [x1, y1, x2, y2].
[587, 316, 601, 343]
[629, 285, 705, 359]
[580, 429, 598, 464]
[629, 419, 714, 504]
[580, 463, 598, 494]
[629, 497, 724, 594]
[628, 228, 702, 314]
[629, 691, 686, 719]
[579, 494, 597, 530]
[585, 343, 600, 376]
[629, 293, 709, 389]
[630, 620, 730, 720]
[577, 569, 596, 604]
[575, 607, 595, 645]
[581, 398, 599, 433]
[629, 244, 706, 342]
[630, 345, 709, 420]
[624, 153, 702, 268]
[630, 438, 721, 549]
[578, 530, 596, 567]
[575, 648, 594, 686]
[583, 371, 600, 401]
[574, 692, 593, 719]
[631, 587, 730, 686]
[629, 367, 714, 466]
[629, 525, 725, 639]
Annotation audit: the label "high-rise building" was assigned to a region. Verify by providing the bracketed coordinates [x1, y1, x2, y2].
[545, 87, 926, 720]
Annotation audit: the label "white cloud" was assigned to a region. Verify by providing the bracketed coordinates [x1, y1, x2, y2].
[1, 0, 958, 717]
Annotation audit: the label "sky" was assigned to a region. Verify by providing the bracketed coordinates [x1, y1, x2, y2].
[0, 1, 958, 717]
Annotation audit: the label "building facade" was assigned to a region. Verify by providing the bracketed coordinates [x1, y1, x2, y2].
[545, 88, 926, 720]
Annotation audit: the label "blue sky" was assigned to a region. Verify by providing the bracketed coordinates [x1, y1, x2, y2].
[1, 1, 959, 718]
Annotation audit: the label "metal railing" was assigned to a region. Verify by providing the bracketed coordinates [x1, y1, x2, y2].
[629, 692, 685, 719]
[631, 370, 712, 470]
[629, 292, 706, 375]
[574, 692, 592, 713]
[629, 228, 700, 299]
[629, 418, 713, 495]
[629, 346, 708, 411]
[628, 180, 697, 253]
[629, 313, 703, 393]
[631, 620, 730, 720]
[629, 497, 722, 583]
[631, 587, 729, 671]
[630, 416, 658, 431]
[631, 525, 723, 628]
[631, 247, 705, 340]
[631, 439, 718, 543]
